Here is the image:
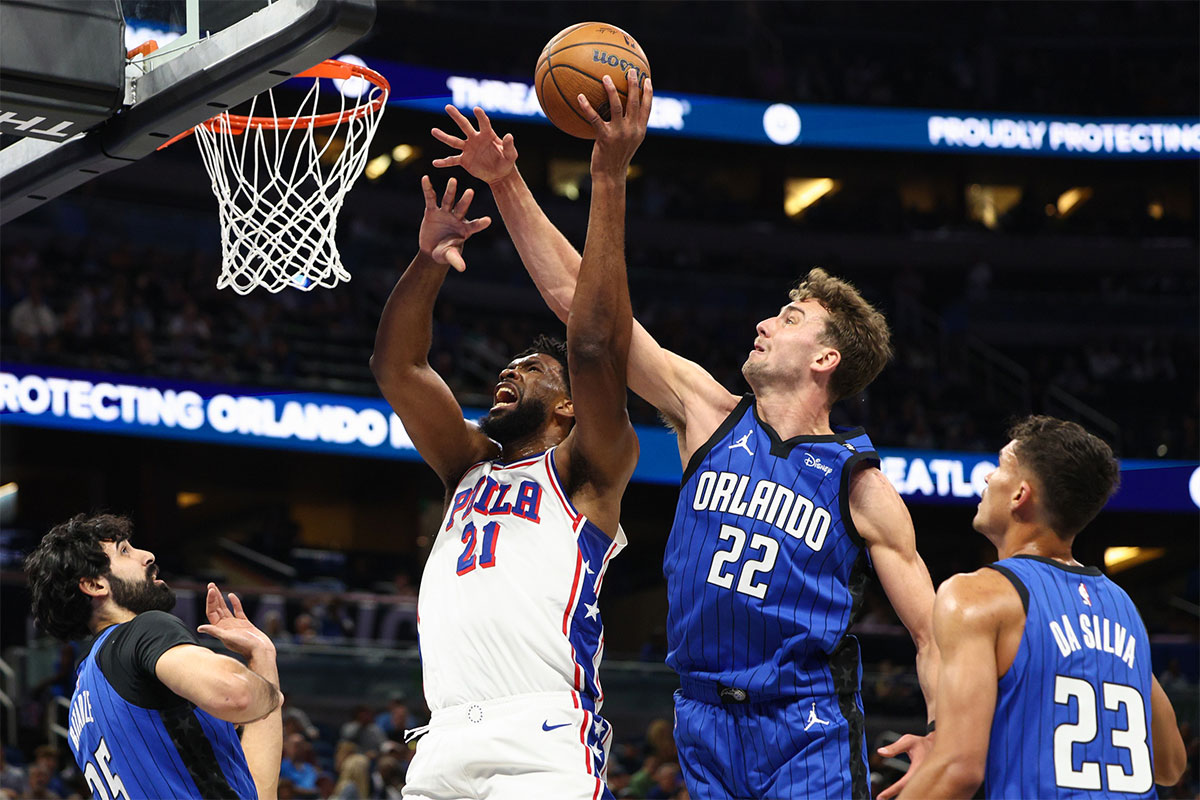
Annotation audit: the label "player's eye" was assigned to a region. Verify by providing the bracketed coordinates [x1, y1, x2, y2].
[527, 364, 540, 372]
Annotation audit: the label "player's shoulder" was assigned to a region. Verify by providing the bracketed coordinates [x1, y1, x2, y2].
[125, 610, 191, 635]
[936, 568, 1027, 625]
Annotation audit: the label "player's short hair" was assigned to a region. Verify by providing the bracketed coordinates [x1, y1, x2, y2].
[789, 268, 892, 401]
[1007, 415, 1120, 539]
[25, 513, 132, 641]
[515, 334, 570, 397]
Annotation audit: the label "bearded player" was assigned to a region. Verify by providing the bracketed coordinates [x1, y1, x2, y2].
[371, 72, 651, 799]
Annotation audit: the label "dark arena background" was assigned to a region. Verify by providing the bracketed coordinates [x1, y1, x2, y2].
[1, 2, 1197, 798]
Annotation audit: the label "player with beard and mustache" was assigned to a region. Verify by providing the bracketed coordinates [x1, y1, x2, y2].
[370, 71, 650, 799]
[24, 513, 283, 800]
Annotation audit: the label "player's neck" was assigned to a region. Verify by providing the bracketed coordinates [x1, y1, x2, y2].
[999, 525, 1079, 565]
[753, 386, 833, 438]
[498, 432, 560, 464]
[90, 603, 137, 634]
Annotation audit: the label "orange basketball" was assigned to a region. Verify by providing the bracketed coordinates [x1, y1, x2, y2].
[535, 22, 651, 139]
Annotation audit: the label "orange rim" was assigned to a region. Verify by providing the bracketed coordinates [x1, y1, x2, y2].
[157, 59, 390, 149]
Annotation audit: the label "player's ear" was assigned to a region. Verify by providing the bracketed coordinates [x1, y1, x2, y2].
[79, 575, 109, 598]
[554, 396, 574, 422]
[812, 347, 841, 375]
[1012, 480, 1035, 517]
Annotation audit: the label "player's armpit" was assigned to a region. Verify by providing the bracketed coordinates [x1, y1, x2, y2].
[898, 571, 1020, 799]
[155, 644, 282, 724]
[1149, 675, 1187, 785]
[850, 467, 939, 715]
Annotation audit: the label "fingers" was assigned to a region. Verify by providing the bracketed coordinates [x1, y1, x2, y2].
[206, 582, 229, 623]
[431, 154, 462, 169]
[576, 93, 603, 132]
[420, 175, 436, 207]
[601, 74, 624, 120]
[228, 592, 247, 620]
[624, 70, 640, 120]
[431, 127, 465, 149]
[444, 104, 477, 136]
[440, 177, 458, 209]
[466, 216, 492, 235]
[473, 107, 494, 136]
[501, 133, 518, 161]
[877, 733, 918, 756]
[452, 187, 475, 218]
[444, 249, 467, 273]
[639, 76, 653, 127]
[876, 774, 908, 800]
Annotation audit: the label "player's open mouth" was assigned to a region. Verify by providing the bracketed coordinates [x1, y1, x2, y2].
[492, 383, 519, 409]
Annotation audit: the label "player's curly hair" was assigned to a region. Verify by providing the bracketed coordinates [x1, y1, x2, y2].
[1007, 416, 1120, 539]
[25, 513, 132, 641]
[516, 334, 571, 397]
[790, 268, 892, 402]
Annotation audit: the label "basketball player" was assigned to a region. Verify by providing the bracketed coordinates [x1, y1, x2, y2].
[892, 416, 1186, 798]
[23, 513, 283, 800]
[370, 72, 650, 799]
[433, 105, 940, 799]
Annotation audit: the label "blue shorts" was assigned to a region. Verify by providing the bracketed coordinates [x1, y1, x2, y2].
[673, 690, 870, 800]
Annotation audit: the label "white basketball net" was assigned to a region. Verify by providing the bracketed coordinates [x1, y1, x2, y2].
[193, 68, 387, 294]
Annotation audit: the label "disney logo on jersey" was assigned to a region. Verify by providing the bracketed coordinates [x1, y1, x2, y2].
[804, 453, 833, 476]
[1079, 583, 1092, 607]
[692, 470, 832, 552]
[446, 475, 543, 530]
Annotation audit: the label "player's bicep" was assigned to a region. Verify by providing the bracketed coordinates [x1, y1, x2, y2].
[854, 469, 935, 648]
[927, 580, 1002, 774]
[375, 362, 496, 487]
[627, 320, 736, 437]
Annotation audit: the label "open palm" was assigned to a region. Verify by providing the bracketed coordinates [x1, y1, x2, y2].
[196, 582, 273, 659]
[418, 175, 492, 272]
[432, 105, 518, 184]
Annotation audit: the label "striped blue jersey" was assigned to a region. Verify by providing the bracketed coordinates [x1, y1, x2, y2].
[986, 555, 1156, 799]
[664, 395, 879, 698]
[69, 615, 258, 800]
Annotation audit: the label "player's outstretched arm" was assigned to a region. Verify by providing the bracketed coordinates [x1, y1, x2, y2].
[432, 106, 738, 449]
[895, 571, 1018, 799]
[370, 176, 498, 491]
[195, 583, 282, 800]
[850, 469, 940, 720]
[1149, 674, 1187, 785]
[555, 71, 646, 537]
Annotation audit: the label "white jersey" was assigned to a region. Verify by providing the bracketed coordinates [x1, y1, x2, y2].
[417, 447, 626, 714]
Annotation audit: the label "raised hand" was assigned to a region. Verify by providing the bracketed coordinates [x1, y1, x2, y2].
[577, 70, 653, 180]
[875, 732, 935, 800]
[196, 582, 275, 660]
[432, 106, 519, 185]
[418, 175, 492, 272]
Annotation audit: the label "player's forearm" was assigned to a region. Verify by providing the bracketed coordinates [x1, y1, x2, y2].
[490, 168, 581, 323]
[897, 754, 983, 799]
[370, 251, 451, 381]
[570, 173, 633, 367]
[241, 652, 282, 800]
[914, 638, 941, 722]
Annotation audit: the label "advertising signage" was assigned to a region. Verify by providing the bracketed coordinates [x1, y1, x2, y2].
[347, 59, 1199, 160]
[2, 365, 1196, 513]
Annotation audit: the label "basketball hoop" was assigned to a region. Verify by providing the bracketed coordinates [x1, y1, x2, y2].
[167, 59, 389, 294]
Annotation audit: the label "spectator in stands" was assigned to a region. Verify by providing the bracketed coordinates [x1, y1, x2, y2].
[339, 705, 387, 758]
[332, 753, 370, 799]
[1158, 658, 1191, 692]
[31, 747, 69, 799]
[9, 279, 58, 350]
[20, 762, 60, 800]
[280, 732, 319, 799]
[646, 761, 683, 799]
[375, 694, 416, 741]
[0, 746, 26, 799]
[371, 754, 405, 799]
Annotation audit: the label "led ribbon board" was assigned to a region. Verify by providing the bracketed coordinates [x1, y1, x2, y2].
[2, 365, 1197, 511]
[364, 61, 1199, 159]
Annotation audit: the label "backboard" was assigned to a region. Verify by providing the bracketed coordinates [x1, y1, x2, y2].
[0, 0, 376, 224]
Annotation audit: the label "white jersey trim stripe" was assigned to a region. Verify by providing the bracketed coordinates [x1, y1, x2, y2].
[543, 450, 583, 526]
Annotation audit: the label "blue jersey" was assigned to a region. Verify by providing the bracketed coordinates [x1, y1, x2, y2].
[986, 555, 1156, 799]
[69, 612, 258, 800]
[665, 395, 879, 699]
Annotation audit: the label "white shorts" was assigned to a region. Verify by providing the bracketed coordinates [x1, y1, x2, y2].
[402, 691, 613, 800]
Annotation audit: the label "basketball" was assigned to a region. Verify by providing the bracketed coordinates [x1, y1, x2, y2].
[534, 22, 651, 139]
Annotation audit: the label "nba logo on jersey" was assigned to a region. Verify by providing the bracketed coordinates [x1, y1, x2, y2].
[1078, 582, 1092, 606]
